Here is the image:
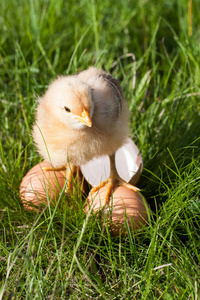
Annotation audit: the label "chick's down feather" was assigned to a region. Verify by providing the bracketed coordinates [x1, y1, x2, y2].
[32, 67, 129, 168]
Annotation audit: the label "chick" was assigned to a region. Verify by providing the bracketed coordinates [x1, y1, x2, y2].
[32, 67, 139, 204]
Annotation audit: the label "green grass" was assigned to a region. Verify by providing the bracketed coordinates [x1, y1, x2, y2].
[0, 0, 200, 298]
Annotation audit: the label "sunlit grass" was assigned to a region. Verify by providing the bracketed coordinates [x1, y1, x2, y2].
[0, 0, 200, 298]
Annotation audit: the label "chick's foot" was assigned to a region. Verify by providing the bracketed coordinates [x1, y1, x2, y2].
[42, 164, 77, 192]
[91, 175, 140, 207]
[91, 153, 140, 207]
[42, 166, 66, 172]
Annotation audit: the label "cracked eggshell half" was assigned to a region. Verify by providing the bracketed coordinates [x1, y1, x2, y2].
[81, 138, 143, 187]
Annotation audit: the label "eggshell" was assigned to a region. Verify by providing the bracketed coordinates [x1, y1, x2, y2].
[86, 186, 150, 236]
[81, 138, 143, 187]
[20, 162, 66, 210]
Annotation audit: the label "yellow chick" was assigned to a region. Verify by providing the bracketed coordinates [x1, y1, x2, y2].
[32, 67, 139, 204]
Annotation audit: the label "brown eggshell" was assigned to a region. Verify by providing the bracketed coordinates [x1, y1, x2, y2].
[20, 162, 66, 210]
[86, 186, 150, 236]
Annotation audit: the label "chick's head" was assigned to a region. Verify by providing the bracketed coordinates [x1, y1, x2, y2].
[42, 76, 93, 129]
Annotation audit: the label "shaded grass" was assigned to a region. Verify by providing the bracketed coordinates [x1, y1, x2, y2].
[0, 0, 200, 298]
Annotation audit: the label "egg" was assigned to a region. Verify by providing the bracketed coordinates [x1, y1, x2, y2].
[19, 162, 66, 210]
[20, 161, 88, 210]
[85, 186, 150, 236]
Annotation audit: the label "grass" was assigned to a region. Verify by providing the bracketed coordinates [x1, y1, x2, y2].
[0, 0, 200, 298]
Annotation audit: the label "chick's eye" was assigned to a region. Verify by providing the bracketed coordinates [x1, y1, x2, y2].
[64, 106, 71, 112]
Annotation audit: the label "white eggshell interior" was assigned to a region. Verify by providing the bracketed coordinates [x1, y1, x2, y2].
[81, 138, 143, 187]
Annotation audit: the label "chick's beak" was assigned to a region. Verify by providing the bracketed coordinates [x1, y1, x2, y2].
[75, 108, 92, 127]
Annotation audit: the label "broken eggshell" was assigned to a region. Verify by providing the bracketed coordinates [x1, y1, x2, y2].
[81, 138, 143, 187]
